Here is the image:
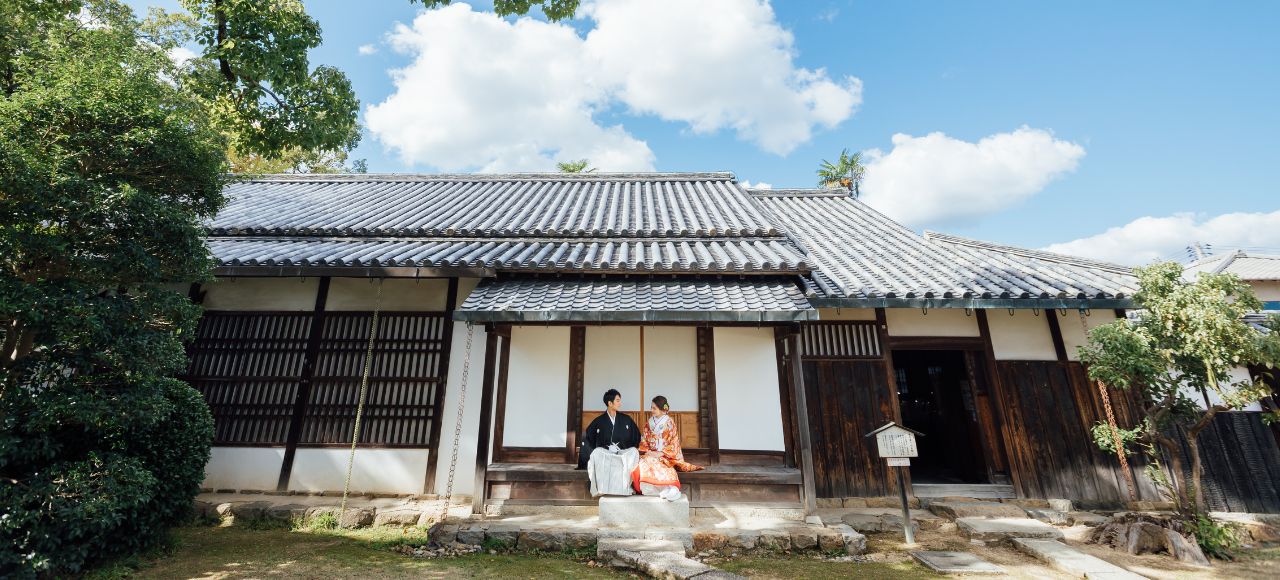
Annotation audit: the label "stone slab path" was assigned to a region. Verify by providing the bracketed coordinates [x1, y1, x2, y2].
[959, 517, 1065, 541]
[1012, 539, 1147, 579]
[929, 500, 1030, 520]
[911, 551, 1006, 575]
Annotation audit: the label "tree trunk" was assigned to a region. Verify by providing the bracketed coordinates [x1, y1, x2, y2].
[1186, 433, 1205, 512]
[1154, 432, 1190, 511]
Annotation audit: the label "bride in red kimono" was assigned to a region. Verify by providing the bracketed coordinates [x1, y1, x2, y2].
[632, 395, 703, 501]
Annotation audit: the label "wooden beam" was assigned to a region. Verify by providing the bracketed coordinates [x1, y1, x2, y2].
[875, 309, 904, 424]
[976, 310, 1024, 495]
[471, 328, 502, 515]
[277, 276, 330, 491]
[1045, 309, 1069, 363]
[697, 327, 721, 465]
[787, 332, 818, 513]
[489, 326, 513, 462]
[774, 326, 798, 468]
[565, 327, 586, 463]
[424, 277, 459, 494]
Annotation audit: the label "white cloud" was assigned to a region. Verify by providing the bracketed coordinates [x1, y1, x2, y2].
[357, 43, 378, 56]
[860, 126, 1085, 227]
[1042, 211, 1280, 266]
[167, 46, 197, 66]
[366, 1, 861, 171]
[741, 180, 772, 189]
[583, 0, 861, 155]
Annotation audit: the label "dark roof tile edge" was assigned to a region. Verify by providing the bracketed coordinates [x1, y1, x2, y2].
[230, 172, 738, 183]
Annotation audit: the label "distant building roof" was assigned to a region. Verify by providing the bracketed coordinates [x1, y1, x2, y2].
[1185, 250, 1280, 281]
[750, 189, 1136, 308]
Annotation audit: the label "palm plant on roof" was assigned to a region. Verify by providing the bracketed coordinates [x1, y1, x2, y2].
[557, 159, 596, 173]
[816, 149, 865, 198]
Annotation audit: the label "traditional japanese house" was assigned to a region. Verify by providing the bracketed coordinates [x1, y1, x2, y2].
[188, 173, 1280, 514]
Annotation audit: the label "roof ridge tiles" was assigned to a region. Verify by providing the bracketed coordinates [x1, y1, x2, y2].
[923, 231, 1133, 274]
[232, 172, 738, 182]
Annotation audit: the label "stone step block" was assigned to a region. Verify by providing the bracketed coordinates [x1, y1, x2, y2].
[612, 549, 717, 580]
[957, 517, 1064, 542]
[929, 500, 1029, 520]
[1012, 538, 1146, 579]
[600, 495, 690, 528]
[598, 538, 687, 559]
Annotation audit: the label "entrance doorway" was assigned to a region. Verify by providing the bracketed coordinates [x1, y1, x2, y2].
[893, 350, 989, 484]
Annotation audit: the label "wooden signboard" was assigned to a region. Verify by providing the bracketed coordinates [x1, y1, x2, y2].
[866, 422, 922, 458]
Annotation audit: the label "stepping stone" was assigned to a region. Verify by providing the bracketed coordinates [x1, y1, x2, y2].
[930, 500, 1028, 520]
[599, 495, 690, 528]
[1012, 539, 1146, 579]
[1025, 509, 1071, 526]
[597, 537, 687, 559]
[911, 551, 1006, 575]
[958, 517, 1064, 541]
[613, 549, 724, 580]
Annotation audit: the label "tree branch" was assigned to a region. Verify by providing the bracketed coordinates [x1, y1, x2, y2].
[214, 0, 235, 84]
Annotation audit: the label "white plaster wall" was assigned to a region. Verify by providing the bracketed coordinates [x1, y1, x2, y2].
[203, 447, 285, 491]
[712, 327, 785, 451]
[584, 327, 642, 412]
[817, 308, 878, 321]
[288, 449, 430, 494]
[987, 309, 1058, 361]
[1057, 310, 1119, 361]
[457, 277, 482, 304]
[326, 278, 449, 311]
[430, 322, 489, 496]
[886, 308, 980, 336]
[202, 277, 318, 311]
[503, 326, 570, 447]
[642, 327, 699, 412]
[1182, 366, 1265, 412]
[1252, 280, 1280, 302]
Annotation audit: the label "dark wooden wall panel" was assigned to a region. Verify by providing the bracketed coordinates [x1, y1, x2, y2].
[1169, 412, 1280, 514]
[996, 361, 1159, 503]
[184, 311, 449, 448]
[802, 359, 896, 497]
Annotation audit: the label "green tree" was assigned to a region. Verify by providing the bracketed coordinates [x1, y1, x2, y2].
[556, 158, 596, 173]
[1079, 262, 1280, 516]
[412, 0, 582, 21]
[0, 2, 225, 575]
[816, 148, 866, 198]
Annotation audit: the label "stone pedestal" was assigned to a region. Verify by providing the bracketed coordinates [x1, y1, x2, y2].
[599, 495, 690, 528]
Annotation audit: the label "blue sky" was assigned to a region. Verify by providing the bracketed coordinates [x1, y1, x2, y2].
[129, 1, 1279, 264]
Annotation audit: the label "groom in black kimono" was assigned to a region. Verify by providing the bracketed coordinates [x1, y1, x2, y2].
[576, 388, 641, 469]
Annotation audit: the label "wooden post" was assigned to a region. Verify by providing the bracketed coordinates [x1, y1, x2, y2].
[874, 309, 903, 424]
[976, 310, 1024, 495]
[787, 331, 818, 513]
[697, 327, 721, 465]
[471, 326, 505, 515]
[565, 326, 586, 463]
[774, 327, 798, 468]
[424, 277, 459, 494]
[1045, 309, 1069, 363]
[277, 277, 330, 491]
[490, 327, 513, 461]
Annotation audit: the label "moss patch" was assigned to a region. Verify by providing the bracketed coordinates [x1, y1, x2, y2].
[714, 555, 936, 579]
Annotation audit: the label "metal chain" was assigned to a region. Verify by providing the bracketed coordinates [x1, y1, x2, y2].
[1080, 310, 1137, 501]
[340, 281, 383, 517]
[438, 321, 475, 524]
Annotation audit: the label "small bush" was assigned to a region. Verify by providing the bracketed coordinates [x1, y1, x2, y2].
[1187, 514, 1242, 560]
[309, 512, 340, 530]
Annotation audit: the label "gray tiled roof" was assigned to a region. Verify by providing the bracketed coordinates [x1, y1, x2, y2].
[456, 276, 815, 322]
[209, 173, 804, 275]
[211, 173, 778, 238]
[208, 236, 808, 273]
[751, 190, 1136, 308]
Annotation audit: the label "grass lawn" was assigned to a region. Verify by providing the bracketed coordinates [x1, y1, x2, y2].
[87, 525, 943, 579]
[88, 525, 630, 579]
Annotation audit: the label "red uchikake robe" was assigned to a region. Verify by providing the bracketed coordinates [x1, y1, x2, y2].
[631, 414, 703, 492]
